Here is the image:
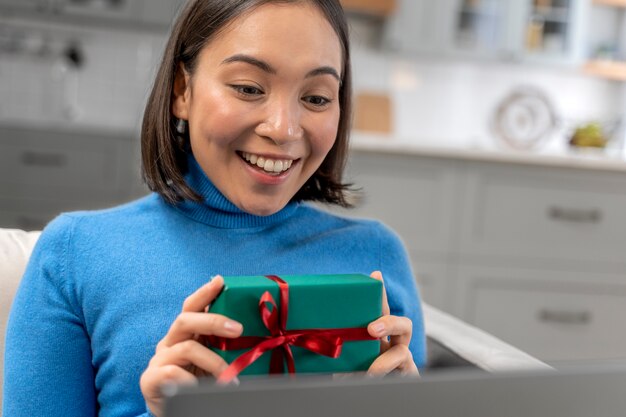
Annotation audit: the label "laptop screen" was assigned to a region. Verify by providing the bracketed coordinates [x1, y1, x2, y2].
[163, 364, 626, 417]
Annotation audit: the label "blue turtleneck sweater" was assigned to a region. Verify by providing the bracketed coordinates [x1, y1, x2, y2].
[4, 156, 426, 417]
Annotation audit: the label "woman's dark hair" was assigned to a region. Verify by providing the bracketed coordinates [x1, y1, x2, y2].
[141, 0, 354, 207]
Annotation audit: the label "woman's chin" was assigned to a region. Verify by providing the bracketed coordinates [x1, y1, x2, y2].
[237, 199, 289, 217]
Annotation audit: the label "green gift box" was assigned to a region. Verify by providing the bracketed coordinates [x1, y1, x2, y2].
[207, 274, 382, 378]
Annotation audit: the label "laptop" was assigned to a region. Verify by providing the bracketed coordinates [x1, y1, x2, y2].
[162, 363, 626, 417]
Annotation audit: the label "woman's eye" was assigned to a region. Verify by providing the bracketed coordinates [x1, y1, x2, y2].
[303, 95, 331, 107]
[231, 85, 263, 96]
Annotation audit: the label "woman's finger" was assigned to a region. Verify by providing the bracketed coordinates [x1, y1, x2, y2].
[367, 344, 418, 376]
[367, 315, 412, 347]
[182, 275, 225, 313]
[140, 364, 197, 402]
[151, 340, 231, 377]
[370, 271, 390, 316]
[158, 312, 243, 349]
[142, 364, 197, 389]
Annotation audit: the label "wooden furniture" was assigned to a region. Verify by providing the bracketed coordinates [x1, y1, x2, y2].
[584, 0, 626, 81]
[340, 0, 396, 17]
[583, 60, 626, 81]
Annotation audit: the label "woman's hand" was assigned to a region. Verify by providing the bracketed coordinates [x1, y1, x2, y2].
[366, 271, 419, 376]
[140, 276, 243, 417]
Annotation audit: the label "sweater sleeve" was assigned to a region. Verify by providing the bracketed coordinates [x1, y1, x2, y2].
[374, 222, 427, 368]
[3, 215, 98, 416]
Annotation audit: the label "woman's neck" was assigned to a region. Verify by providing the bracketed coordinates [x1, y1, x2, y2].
[173, 153, 299, 229]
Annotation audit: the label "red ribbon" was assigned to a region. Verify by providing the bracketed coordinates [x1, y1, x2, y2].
[208, 275, 376, 383]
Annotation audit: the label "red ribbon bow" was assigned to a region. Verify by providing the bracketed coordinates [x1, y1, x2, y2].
[208, 275, 376, 383]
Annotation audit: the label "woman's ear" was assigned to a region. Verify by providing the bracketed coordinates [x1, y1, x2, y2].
[172, 63, 190, 120]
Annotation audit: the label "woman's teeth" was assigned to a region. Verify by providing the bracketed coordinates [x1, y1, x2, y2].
[241, 152, 293, 174]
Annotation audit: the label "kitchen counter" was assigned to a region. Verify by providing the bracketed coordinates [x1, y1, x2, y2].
[350, 133, 626, 173]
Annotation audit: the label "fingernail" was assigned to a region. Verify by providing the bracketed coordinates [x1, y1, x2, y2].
[372, 323, 385, 334]
[224, 320, 242, 332]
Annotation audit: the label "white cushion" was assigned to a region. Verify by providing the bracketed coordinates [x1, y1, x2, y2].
[423, 303, 550, 372]
[0, 228, 41, 411]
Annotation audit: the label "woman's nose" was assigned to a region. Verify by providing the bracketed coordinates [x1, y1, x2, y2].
[255, 97, 304, 145]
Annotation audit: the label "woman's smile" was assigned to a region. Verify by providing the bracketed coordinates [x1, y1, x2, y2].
[237, 151, 301, 186]
[238, 151, 296, 175]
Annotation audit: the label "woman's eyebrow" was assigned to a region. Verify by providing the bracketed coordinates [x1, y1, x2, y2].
[221, 54, 276, 74]
[306, 66, 341, 82]
[221, 54, 341, 82]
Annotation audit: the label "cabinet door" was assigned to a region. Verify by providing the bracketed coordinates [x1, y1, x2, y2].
[0, 197, 118, 230]
[0, 0, 47, 11]
[382, 0, 447, 54]
[54, 0, 141, 21]
[440, 0, 520, 59]
[411, 259, 451, 312]
[520, 0, 586, 65]
[386, 0, 584, 64]
[344, 151, 460, 259]
[458, 161, 626, 266]
[137, 0, 187, 26]
[0, 125, 137, 209]
[455, 265, 626, 362]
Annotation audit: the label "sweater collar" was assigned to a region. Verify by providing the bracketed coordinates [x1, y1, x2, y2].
[174, 154, 299, 229]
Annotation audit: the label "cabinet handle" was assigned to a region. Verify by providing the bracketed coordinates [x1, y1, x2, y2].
[20, 151, 68, 168]
[548, 206, 602, 224]
[538, 309, 592, 325]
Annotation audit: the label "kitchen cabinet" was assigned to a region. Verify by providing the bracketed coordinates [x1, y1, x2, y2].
[137, 0, 187, 26]
[0, 0, 183, 30]
[457, 161, 626, 265]
[341, 152, 460, 311]
[0, 0, 142, 22]
[384, 0, 586, 65]
[344, 152, 460, 258]
[340, 148, 626, 363]
[411, 260, 451, 312]
[0, 0, 47, 12]
[456, 265, 626, 362]
[583, 0, 626, 81]
[52, 0, 141, 22]
[441, 0, 519, 60]
[0, 125, 142, 230]
[381, 0, 447, 55]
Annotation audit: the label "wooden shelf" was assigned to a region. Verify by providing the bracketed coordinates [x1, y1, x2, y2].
[593, 0, 626, 7]
[339, 0, 396, 17]
[583, 60, 626, 81]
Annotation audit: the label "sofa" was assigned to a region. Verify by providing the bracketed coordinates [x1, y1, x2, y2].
[0, 227, 549, 411]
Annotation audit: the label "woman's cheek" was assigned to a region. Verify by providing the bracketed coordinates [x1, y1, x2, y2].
[196, 102, 252, 147]
[315, 114, 340, 153]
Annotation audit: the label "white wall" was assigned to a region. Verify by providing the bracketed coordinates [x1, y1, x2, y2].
[352, 47, 623, 154]
[0, 18, 166, 134]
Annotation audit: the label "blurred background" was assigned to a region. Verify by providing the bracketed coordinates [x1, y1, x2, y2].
[2, 0, 626, 367]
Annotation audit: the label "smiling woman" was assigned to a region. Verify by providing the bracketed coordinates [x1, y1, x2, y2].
[169, 2, 343, 215]
[142, 0, 355, 212]
[3, 1, 426, 417]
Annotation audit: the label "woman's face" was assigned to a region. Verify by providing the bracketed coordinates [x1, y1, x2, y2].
[172, 2, 343, 216]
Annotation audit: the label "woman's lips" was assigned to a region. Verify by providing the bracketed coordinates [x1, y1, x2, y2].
[238, 151, 297, 176]
[237, 152, 300, 185]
